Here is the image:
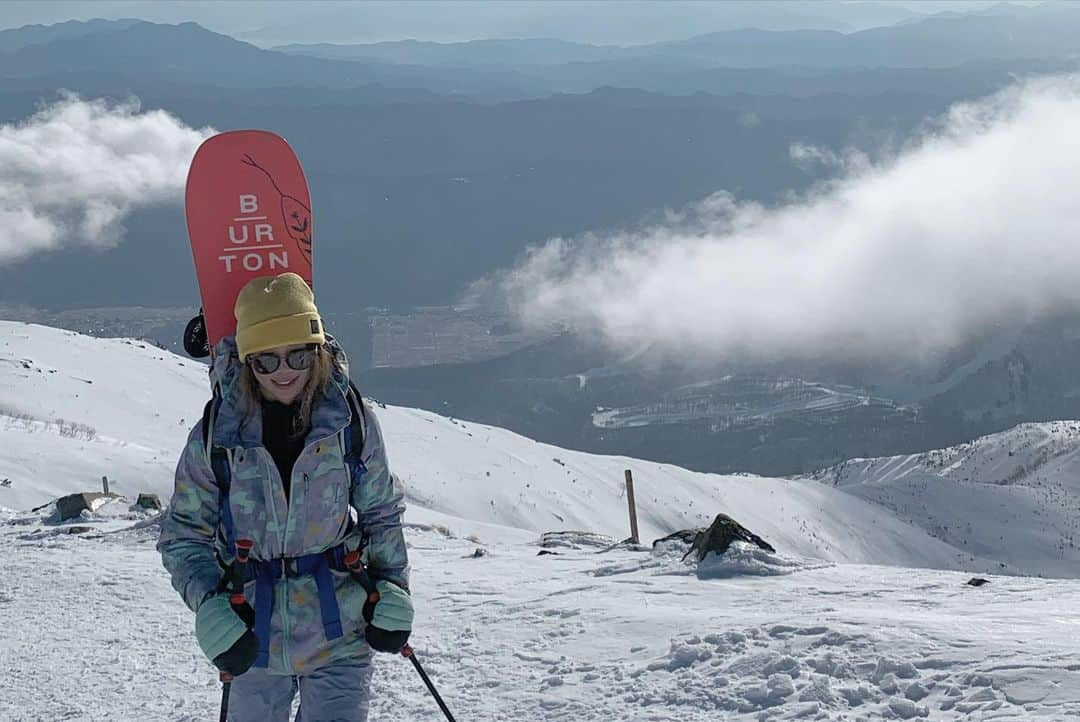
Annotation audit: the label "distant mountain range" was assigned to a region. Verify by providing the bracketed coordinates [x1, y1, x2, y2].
[0, 20, 551, 99]
[1, 9, 1077, 102]
[275, 4, 1080, 70]
[230, 0, 1000, 47]
[10, 11, 1068, 99]
[0, 17, 141, 52]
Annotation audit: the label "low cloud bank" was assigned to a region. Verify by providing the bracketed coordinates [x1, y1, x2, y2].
[0, 95, 212, 264]
[494, 76, 1080, 362]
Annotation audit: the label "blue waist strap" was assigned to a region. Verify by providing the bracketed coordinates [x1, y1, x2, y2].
[251, 546, 348, 668]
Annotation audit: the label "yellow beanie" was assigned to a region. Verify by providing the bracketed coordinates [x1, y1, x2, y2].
[234, 273, 325, 361]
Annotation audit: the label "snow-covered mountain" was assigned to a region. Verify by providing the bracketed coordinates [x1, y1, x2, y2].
[8, 320, 1080, 721]
[804, 421, 1080, 577]
[0, 323, 207, 509]
[0, 320, 1018, 572]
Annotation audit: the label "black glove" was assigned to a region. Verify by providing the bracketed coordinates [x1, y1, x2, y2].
[365, 626, 410, 654]
[232, 600, 255, 629]
[213, 628, 258, 676]
[202, 585, 257, 676]
[360, 579, 413, 654]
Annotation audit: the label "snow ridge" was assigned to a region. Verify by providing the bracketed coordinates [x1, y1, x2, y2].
[805, 421, 1080, 577]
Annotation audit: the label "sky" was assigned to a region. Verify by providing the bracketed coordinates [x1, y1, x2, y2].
[0, 1, 1047, 46]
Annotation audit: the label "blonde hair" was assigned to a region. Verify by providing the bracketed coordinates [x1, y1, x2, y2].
[238, 345, 335, 436]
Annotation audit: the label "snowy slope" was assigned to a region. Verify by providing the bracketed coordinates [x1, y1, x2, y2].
[804, 421, 1080, 576]
[8, 321, 1080, 721]
[0, 323, 208, 508]
[5, 511, 1080, 722]
[1, 320, 1001, 573]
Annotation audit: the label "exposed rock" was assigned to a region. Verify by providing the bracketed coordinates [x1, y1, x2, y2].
[135, 493, 163, 511]
[56, 493, 107, 522]
[652, 529, 699, 547]
[655, 513, 775, 562]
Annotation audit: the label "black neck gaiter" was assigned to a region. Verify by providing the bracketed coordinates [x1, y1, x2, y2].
[261, 399, 307, 500]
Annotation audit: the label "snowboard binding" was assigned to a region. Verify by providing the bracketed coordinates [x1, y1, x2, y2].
[183, 311, 210, 358]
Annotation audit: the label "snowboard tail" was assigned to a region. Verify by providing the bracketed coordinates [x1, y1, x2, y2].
[185, 130, 313, 350]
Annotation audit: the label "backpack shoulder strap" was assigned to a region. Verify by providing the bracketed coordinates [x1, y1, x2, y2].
[200, 397, 215, 453]
[341, 381, 372, 551]
[342, 381, 367, 464]
[200, 393, 236, 555]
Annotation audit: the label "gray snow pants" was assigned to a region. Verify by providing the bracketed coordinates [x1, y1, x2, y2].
[227, 661, 373, 722]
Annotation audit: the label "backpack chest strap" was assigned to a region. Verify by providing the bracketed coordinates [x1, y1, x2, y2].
[249, 545, 350, 668]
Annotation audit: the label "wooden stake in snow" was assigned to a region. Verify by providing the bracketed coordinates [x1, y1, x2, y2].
[102, 475, 110, 495]
[624, 469, 640, 544]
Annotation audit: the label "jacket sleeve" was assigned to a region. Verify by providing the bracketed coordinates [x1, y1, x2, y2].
[351, 401, 410, 591]
[157, 424, 225, 612]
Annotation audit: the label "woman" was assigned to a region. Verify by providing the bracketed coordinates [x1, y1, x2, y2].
[158, 272, 411, 722]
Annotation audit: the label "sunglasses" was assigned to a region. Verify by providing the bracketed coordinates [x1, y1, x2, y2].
[248, 345, 318, 375]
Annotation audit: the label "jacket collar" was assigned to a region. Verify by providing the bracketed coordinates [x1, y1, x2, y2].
[208, 335, 352, 450]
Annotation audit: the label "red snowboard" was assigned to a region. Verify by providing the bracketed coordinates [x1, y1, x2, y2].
[186, 130, 313, 349]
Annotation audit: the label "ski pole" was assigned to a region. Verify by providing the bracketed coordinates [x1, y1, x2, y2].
[344, 552, 455, 720]
[218, 678, 232, 722]
[402, 645, 456, 722]
[218, 539, 254, 722]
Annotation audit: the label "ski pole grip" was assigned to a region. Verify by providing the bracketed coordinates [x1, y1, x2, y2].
[343, 549, 363, 573]
[344, 550, 380, 602]
[229, 539, 255, 607]
[235, 539, 254, 563]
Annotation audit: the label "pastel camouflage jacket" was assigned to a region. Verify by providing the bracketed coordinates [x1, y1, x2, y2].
[157, 336, 409, 674]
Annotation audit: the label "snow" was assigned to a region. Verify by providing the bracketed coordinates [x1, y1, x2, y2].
[5, 320, 1080, 720]
[589, 377, 887, 431]
[7, 513, 1080, 720]
[804, 421, 1080, 576]
[0, 323, 207, 508]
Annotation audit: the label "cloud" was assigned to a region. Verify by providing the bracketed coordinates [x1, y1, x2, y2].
[493, 75, 1080, 363]
[0, 95, 213, 264]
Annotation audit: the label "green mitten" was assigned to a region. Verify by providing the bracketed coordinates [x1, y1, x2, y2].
[195, 594, 255, 674]
[371, 580, 413, 631]
[365, 580, 413, 653]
